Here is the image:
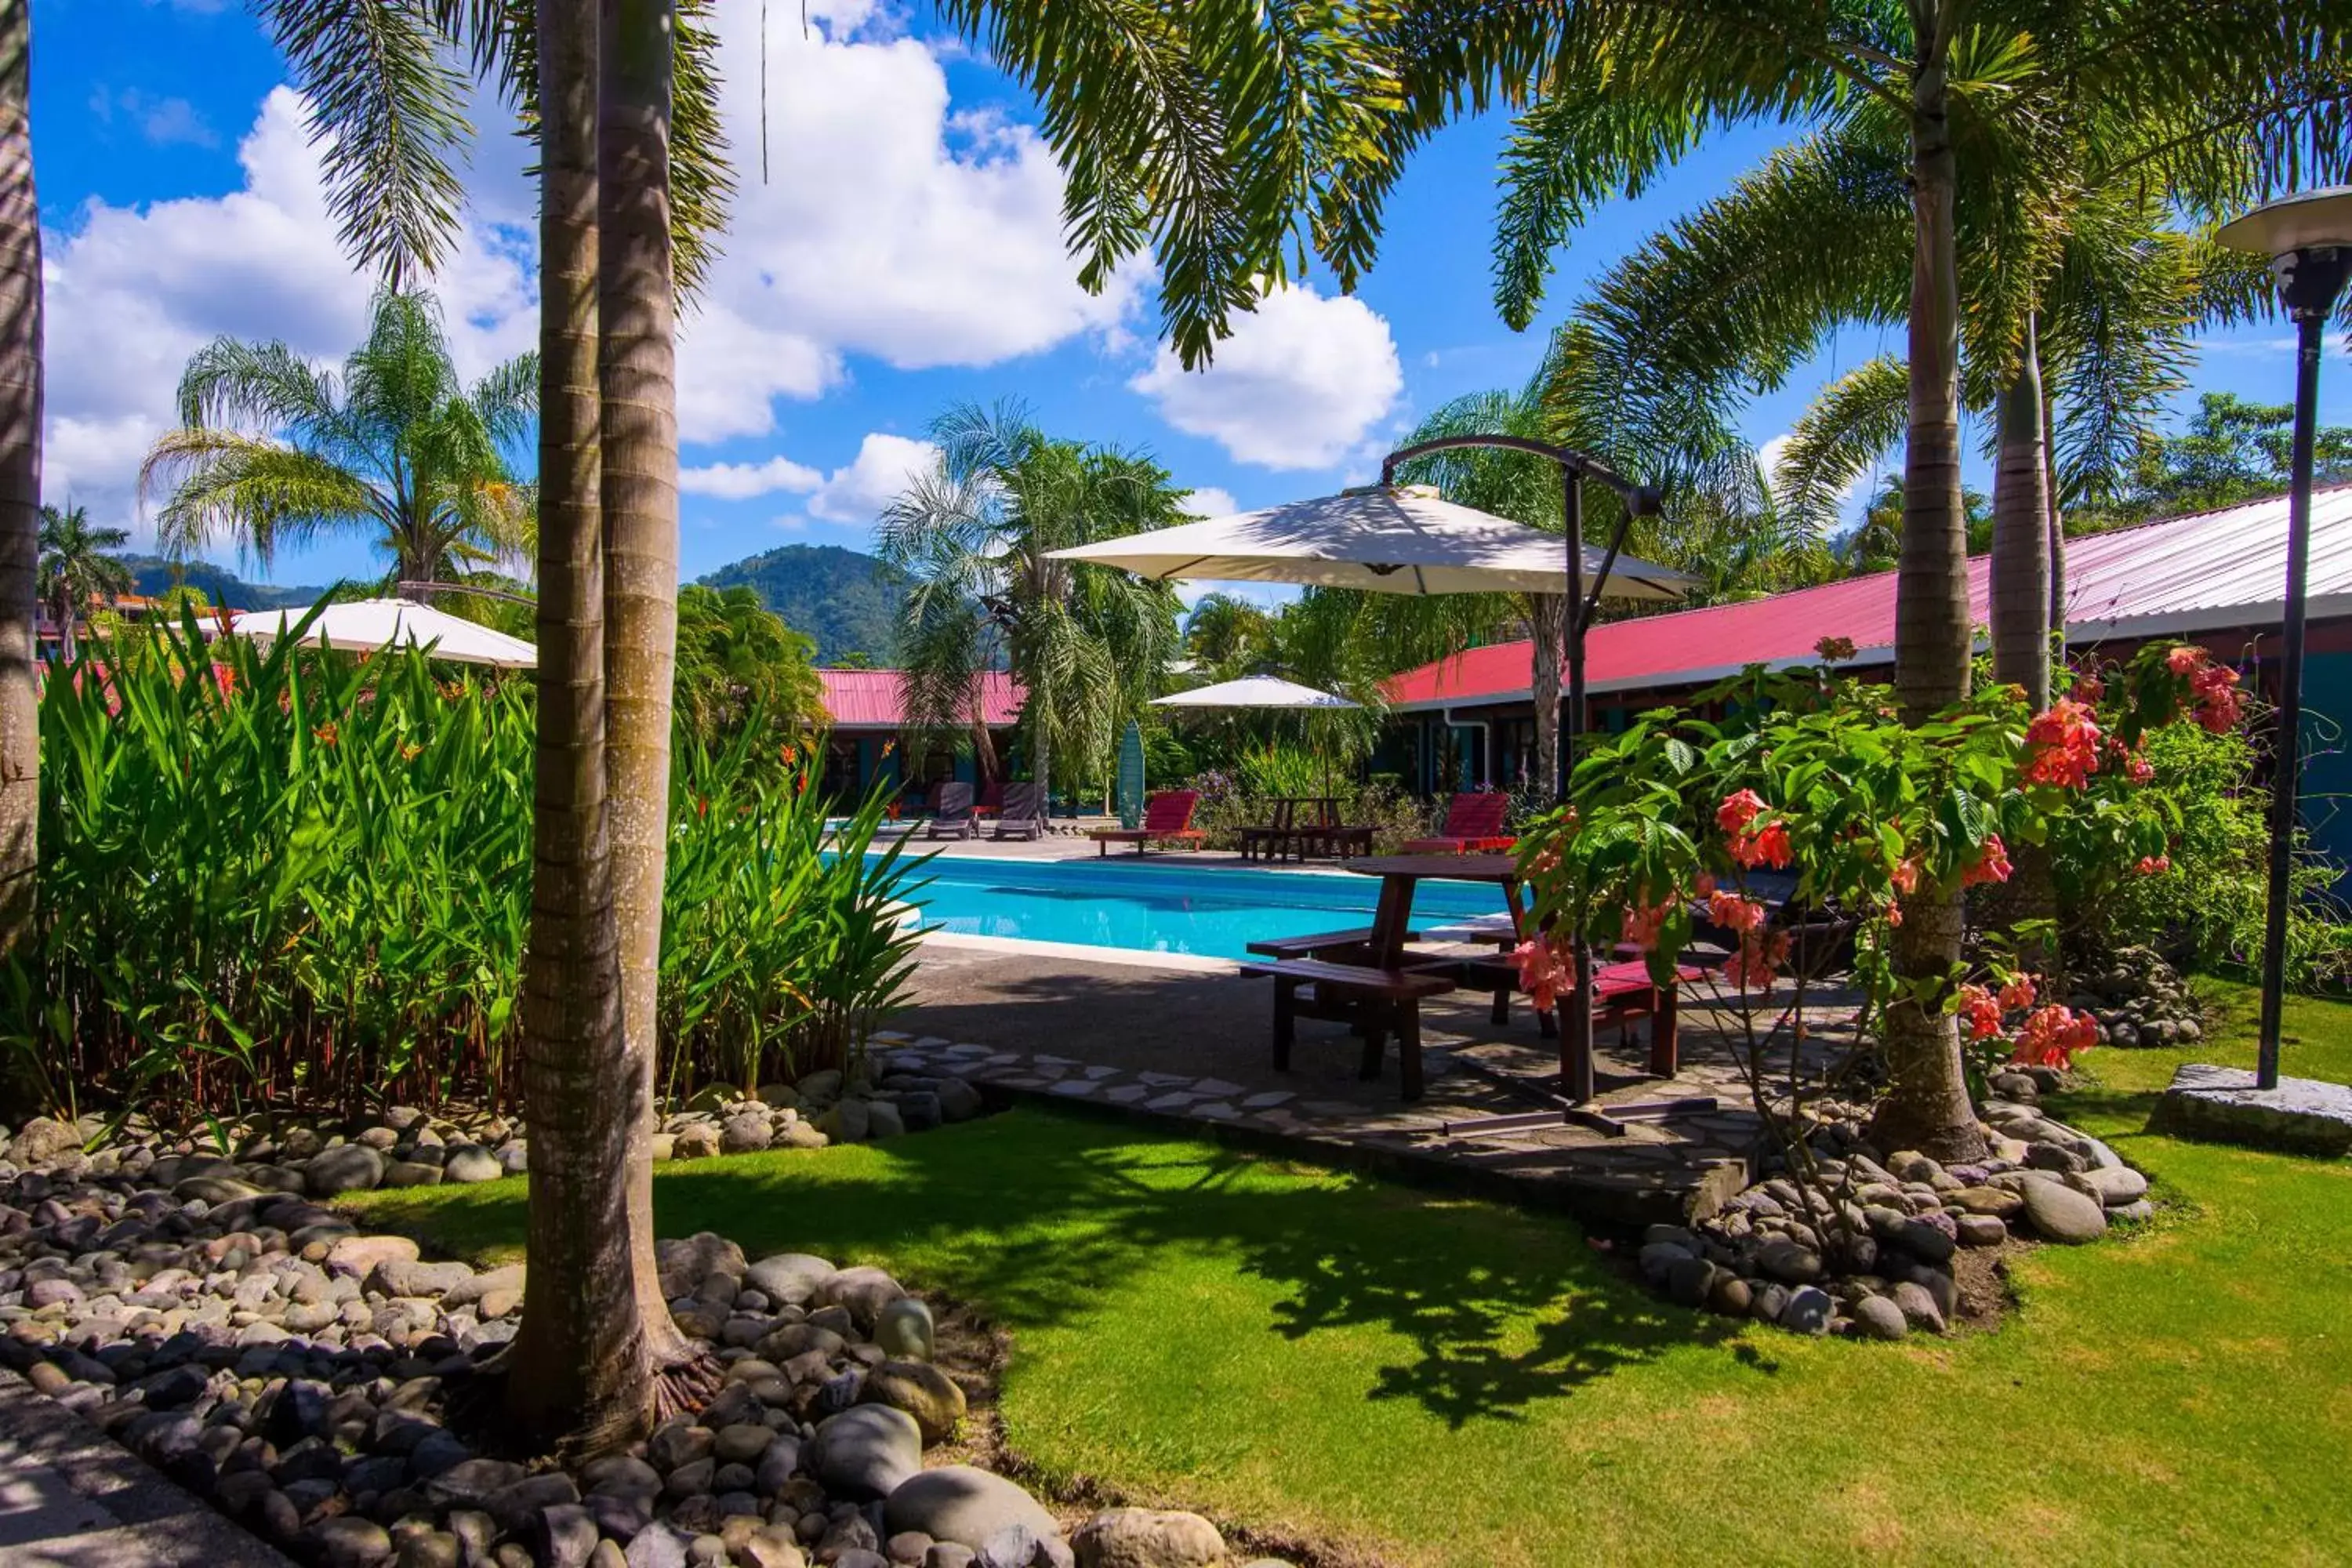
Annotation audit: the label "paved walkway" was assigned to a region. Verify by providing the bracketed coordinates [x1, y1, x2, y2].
[0, 1370, 294, 1568]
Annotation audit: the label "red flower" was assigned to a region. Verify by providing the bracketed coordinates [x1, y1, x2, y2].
[2190, 662, 2244, 733]
[2136, 854, 2172, 876]
[2167, 645, 2204, 676]
[1708, 889, 1766, 933]
[1692, 869, 1718, 898]
[1722, 929, 1791, 991]
[1730, 819, 1793, 870]
[2073, 671, 2105, 702]
[1890, 855, 1922, 895]
[1716, 789, 1766, 835]
[1962, 833, 2013, 887]
[2013, 1004, 2098, 1069]
[1814, 635, 1857, 663]
[1621, 900, 1672, 951]
[1957, 982, 2004, 1040]
[1886, 899, 1903, 927]
[1998, 974, 2038, 1011]
[2022, 697, 2101, 789]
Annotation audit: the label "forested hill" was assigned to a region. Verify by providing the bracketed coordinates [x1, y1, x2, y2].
[698, 543, 906, 665]
[121, 554, 321, 611]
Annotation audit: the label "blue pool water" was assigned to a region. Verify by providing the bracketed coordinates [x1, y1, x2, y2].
[879, 853, 1513, 960]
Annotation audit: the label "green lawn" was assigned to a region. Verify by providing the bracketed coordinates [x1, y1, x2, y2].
[351, 982, 2352, 1568]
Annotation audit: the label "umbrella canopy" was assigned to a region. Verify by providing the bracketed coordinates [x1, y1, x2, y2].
[1152, 675, 1361, 710]
[228, 598, 538, 669]
[1047, 485, 1693, 600]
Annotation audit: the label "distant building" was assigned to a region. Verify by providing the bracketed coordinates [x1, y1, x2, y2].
[815, 667, 1023, 797]
[1380, 485, 2352, 866]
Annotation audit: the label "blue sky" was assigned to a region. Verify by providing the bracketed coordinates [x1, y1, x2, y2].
[30, 0, 2339, 592]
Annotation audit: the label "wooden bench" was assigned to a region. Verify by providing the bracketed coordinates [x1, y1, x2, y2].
[1238, 956, 1457, 1100]
[1243, 926, 1420, 960]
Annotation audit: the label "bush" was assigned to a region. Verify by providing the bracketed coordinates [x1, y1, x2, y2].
[5, 612, 920, 1120]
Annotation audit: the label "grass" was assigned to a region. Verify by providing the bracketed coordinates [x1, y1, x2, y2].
[350, 981, 2352, 1568]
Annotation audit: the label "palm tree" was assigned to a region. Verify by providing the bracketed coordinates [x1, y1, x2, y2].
[140, 290, 537, 586]
[36, 504, 132, 664]
[1182, 593, 1275, 675]
[880, 403, 1183, 808]
[0, 0, 34, 963]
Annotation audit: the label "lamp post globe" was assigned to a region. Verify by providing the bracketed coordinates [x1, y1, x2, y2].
[2216, 187, 2352, 1091]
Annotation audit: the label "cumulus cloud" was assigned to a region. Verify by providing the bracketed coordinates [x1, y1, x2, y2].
[679, 454, 825, 501]
[806, 434, 941, 524]
[1128, 285, 1403, 470]
[41, 89, 532, 541]
[1178, 485, 1240, 519]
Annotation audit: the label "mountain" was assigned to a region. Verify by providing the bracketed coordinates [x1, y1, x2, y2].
[119, 554, 324, 611]
[698, 544, 906, 665]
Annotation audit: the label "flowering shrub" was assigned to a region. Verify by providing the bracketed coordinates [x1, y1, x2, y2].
[1512, 640, 2243, 1051]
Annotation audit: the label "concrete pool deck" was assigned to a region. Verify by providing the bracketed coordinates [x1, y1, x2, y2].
[894, 939, 1853, 1229]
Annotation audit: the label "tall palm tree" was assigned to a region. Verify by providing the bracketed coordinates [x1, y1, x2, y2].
[140, 290, 538, 586]
[0, 0, 35, 963]
[1182, 593, 1275, 674]
[36, 504, 133, 664]
[880, 403, 1183, 805]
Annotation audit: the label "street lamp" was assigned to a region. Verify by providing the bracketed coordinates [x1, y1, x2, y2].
[2216, 187, 2352, 1092]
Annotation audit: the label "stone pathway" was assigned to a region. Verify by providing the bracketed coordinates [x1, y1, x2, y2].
[0, 1369, 295, 1568]
[869, 1009, 1802, 1228]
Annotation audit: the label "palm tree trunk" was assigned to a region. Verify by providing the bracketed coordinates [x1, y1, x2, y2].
[0, 0, 39, 962]
[507, 0, 655, 1452]
[1878, 14, 1987, 1163]
[2043, 391, 2066, 640]
[1526, 592, 1564, 799]
[1988, 317, 2050, 709]
[598, 0, 700, 1383]
[1031, 689, 1052, 822]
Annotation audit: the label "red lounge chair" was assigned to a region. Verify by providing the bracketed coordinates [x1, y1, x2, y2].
[1400, 791, 1515, 854]
[1089, 789, 1205, 856]
[973, 780, 1005, 819]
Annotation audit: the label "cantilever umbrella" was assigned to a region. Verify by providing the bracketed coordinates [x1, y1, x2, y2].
[1153, 674, 1364, 795]
[1048, 483, 1692, 601]
[227, 597, 538, 669]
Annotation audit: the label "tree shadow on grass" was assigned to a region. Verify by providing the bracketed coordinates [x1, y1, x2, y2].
[361, 1108, 1739, 1431]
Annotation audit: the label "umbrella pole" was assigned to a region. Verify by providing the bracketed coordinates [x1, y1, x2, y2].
[1563, 470, 1597, 1107]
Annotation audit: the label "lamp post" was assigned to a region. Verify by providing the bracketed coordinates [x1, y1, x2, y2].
[1379, 435, 1663, 1107]
[2216, 187, 2352, 1092]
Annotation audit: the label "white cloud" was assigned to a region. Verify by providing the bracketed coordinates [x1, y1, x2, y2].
[679, 454, 825, 500]
[806, 434, 940, 524]
[41, 89, 533, 543]
[1178, 485, 1239, 519]
[92, 88, 218, 148]
[1129, 285, 1403, 470]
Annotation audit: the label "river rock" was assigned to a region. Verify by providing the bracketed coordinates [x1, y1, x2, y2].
[656, 1233, 747, 1299]
[1851, 1294, 1907, 1341]
[1070, 1508, 1225, 1568]
[2020, 1178, 2108, 1243]
[821, 1099, 870, 1145]
[673, 1124, 721, 1160]
[307, 1145, 386, 1196]
[1779, 1285, 1833, 1334]
[746, 1254, 835, 1306]
[816, 1265, 906, 1330]
[2071, 1165, 2149, 1207]
[327, 1234, 420, 1279]
[442, 1145, 503, 1183]
[875, 1297, 935, 1361]
[720, 1114, 774, 1155]
[808, 1406, 922, 1498]
[884, 1465, 1059, 1552]
[859, 1359, 966, 1443]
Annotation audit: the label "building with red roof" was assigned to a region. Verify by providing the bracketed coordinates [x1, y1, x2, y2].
[815, 667, 1024, 797]
[1377, 487, 2352, 864]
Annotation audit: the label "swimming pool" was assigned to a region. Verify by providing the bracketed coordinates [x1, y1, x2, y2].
[880, 853, 1515, 960]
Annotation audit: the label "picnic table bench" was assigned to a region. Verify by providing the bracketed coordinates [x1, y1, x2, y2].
[1236, 956, 1456, 1100]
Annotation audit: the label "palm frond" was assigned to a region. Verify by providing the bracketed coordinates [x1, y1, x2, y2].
[141, 431, 382, 569]
[1775, 355, 1909, 536]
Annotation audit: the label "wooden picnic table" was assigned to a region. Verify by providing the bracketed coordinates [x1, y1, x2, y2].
[1342, 852, 1534, 965]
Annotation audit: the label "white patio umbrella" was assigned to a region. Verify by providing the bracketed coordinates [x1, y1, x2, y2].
[1152, 676, 1363, 796]
[227, 597, 538, 669]
[1048, 484, 1693, 600]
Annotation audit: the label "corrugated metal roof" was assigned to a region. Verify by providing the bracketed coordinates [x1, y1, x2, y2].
[1386, 485, 2352, 709]
[818, 668, 1024, 728]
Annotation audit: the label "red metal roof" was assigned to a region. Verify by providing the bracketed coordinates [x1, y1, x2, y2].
[1385, 485, 2352, 709]
[818, 668, 1023, 728]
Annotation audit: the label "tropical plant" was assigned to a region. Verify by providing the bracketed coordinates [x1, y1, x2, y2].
[1182, 592, 1276, 673]
[36, 504, 132, 664]
[0, 0, 39, 966]
[2079, 392, 2352, 529]
[881, 402, 1184, 805]
[672, 583, 824, 757]
[139, 289, 538, 586]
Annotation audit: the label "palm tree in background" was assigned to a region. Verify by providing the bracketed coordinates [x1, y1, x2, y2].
[36, 504, 133, 664]
[881, 403, 1183, 808]
[139, 290, 536, 587]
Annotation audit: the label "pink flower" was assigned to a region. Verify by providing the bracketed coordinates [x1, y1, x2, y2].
[1511, 938, 1571, 1011]
[1886, 899, 1903, 927]
[1708, 889, 1766, 933]
[1957, 982, 2005, 1040]
[1962, 833, 2013, 887]
[2136, 854, 2172, 876]
[1998, 975, 2038, 1011]
[2073, 671, 2106, 702]
[1716, 789, 1766, 835]
[2167, 645, 2203, 676]
[1722, 929, 1791, 992]
[2013, 1004, 2098, 1069]
[1693, 869, 1719, 898]
[2022, 697, 2101, 789]
[2191, 663, 2244, 733]
[1730, 819, 1793, 871]
[1890, 855, 1922, 895]
[1621, 901, 1672, 952]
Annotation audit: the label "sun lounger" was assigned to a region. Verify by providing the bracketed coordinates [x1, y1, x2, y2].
[1399, 791, 1514, 854]
[1088, 789, 1204, 856]
[991, 781, 1047, 841]
[924, 782, 978, 839]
